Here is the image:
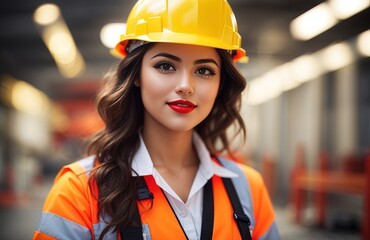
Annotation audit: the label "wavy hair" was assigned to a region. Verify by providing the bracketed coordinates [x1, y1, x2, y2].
[86, 43, 247, 239]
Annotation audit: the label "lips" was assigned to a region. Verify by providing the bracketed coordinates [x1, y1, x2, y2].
[167, 99, 197, 114]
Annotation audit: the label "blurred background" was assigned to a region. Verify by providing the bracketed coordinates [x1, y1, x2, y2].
[0, 0, 369, 239]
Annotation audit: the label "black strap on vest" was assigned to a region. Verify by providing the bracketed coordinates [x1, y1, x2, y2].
[200, 179, 214, 239]
[120, 177, 214, 240]
[121, 157, 252, 240]
[120, 178, 152, 240]
[222, 177, 252, 240]
[215, 155, 252, 240]
[120, 208, 144, 240]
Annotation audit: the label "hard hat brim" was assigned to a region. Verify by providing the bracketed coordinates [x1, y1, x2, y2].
[115, 33, 246, 61]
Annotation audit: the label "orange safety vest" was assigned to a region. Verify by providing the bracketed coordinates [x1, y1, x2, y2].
[137, 175, 242, 239]
[33, 156, 279, 240]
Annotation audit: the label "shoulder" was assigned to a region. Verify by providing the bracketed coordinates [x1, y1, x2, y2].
[57, 155, 96, 178]
[236, 161, 265, 190]
[217, 156, 265, 189]
[37, 156, 99, 238]
[51, 155, 97, 197]
[43, 156, 98, 210]
[54, 156, 96, 183]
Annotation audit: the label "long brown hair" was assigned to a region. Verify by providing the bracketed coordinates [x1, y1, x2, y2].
[86, 43, 247, 239]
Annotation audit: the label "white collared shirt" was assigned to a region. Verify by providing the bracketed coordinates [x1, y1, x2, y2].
[132, 132, 237, 239]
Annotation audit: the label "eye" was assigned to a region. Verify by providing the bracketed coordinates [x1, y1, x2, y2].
[153, 61, 175, 72]
[195, 66, 216, 78]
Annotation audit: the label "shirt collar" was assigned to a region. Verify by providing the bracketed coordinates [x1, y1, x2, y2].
[192, 132, 237, 178]
[131, 132, 238, 178]
[131, 135, 153, 176]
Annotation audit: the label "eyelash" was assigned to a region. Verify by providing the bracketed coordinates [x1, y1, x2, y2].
[153, 61, 175, 72]
[153, 61, 217, 78]
[195, 66, 216, 78]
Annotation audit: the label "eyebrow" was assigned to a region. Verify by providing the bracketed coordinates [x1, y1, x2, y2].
[194, 59, 219, 68]
[151, 52, 219, 68]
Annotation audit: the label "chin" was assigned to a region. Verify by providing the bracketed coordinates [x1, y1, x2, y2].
[164, 124, 197, 133]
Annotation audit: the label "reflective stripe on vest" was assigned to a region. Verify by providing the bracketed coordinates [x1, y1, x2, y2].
[259, 222, 280, 240]
[75, 157, 120, 240]
[35, 211, 118, 240]
[92, 215, 118, 240]
[76, 155, 95, 176]
[218, 157, 280, 240]
[35, 212, 92, 239]
[217, 157, 256, 229]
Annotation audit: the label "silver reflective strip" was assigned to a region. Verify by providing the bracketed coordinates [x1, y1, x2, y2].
[93, 217, 146, 240]
[142, 224, 152, 240]
[218, 157, 256, 228]
[93, 221, 117, 240]
[77, 156, 96, 176]
[258, 222, 280, 240]
[36, 211, 92, 239]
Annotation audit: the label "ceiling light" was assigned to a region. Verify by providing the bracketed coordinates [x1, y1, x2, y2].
[247, 74, 283, 105]
[357, 29, 370, 57]
[246, 31, 366, 105]
[290, 0, 369, 41]
[100, 23, 126, 49]
[328, 0, 370, 19]
[1, 76, 51, 116]
[33, 3, 60, 26]
[274, 63, 301, 91]
[319, 42, 354, 71]
[34, 4, 85, 78]
[290, 3, 338, 41]
[290, 55, 323, 82]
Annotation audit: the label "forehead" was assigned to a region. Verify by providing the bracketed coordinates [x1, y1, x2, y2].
[145, 42, 220, 62]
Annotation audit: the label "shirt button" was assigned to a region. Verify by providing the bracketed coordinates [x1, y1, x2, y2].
[179, 208, 188, 218]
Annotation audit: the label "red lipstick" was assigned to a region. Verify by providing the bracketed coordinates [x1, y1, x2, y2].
[167, 100, 197, 114]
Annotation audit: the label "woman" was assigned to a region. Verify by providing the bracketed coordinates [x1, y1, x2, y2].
[33, 0, 280, 239]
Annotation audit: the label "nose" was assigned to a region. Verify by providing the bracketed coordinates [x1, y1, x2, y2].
[175, 71, 194, 95]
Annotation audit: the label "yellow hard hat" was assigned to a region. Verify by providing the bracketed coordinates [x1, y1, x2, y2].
[115, 0, 246, 61]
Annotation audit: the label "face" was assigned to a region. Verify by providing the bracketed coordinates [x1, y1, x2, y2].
[139, 43, 221, 133]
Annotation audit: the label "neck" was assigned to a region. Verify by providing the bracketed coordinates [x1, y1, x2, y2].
[142, 126, 198, 169]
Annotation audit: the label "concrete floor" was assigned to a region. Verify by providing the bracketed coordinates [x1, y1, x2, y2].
[275, 206, 360, 240]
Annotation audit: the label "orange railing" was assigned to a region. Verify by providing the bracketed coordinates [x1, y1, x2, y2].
[291, 149, 369, 239]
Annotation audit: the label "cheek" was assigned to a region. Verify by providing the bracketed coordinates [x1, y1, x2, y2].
[198, 80, 220, 104]
[140, 71, 169, 99]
